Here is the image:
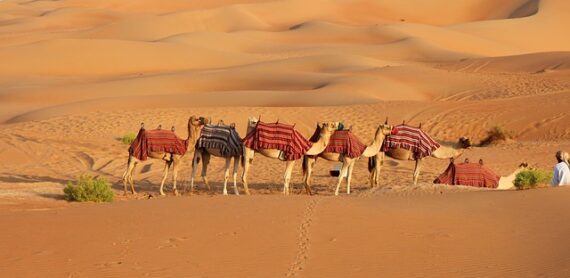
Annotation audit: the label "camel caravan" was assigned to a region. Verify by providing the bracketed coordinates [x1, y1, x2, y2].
[121, 115, 528, 196]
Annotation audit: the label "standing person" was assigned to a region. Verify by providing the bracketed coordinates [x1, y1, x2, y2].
[551, 151, 570, 186]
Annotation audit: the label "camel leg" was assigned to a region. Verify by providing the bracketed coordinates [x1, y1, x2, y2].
[335, 162, 350, 196]
[370, 152, 384, 188]
[242, 148, 255, 195]
[171, 156, 180, 196]
[201, 152, 211, 192]
[347, 159, 355, 195]
[376, 152, 385, 187]
[159, 161, 172, 196]
[413, 159, 422, 185]
[122, 156, 137, 195]
[190, 150, 200, 194]
[129, 162, 137, 194]
[283, 160, 296, 195]
[303, 156, 316, 195]
[232, 156, 240, 196]
[222, 157, 231, 195]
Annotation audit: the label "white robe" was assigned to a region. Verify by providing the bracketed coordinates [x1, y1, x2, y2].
[551, 162, 570, 186]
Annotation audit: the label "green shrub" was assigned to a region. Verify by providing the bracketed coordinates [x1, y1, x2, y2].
[514, 169, 552, 190]
[121, 132, 136, 145]
[480, 126, 514, 146]
[64, 175, 115, 202]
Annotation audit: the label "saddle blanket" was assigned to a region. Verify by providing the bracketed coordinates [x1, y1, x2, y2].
[322, 130, 366, 158]
[383, 124, 440, 159]
[243, 121, 312, 161]
[129, 128, 188, 161]
[434, 161, 500, 188]
[196, 124, 243, 157]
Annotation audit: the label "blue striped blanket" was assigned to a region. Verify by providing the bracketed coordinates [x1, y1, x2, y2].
[196, 124, 243, 157]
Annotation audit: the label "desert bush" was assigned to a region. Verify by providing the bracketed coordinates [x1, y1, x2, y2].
[64, 175, 115, 202]
[121, 132, 136, 145]
[514, 169, 552, 190]
[479, 126, 514, 146]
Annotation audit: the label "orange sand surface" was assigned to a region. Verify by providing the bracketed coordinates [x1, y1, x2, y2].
[0, 0, 569, 277]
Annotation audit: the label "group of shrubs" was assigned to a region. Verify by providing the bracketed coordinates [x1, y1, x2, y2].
[64, 175, 114, 202]
[514, 169, 552, 190]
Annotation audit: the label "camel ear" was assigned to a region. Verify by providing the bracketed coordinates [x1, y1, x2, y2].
[479, 159, 484, 165]
[171, 126, 175, 132]
[140, 122, 145, 129]
[317, 122, 322, 128]
[230, 123, 236, 129]
[385, 117, 388, 125]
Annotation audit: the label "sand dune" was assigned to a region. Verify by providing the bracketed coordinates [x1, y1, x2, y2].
[0, 0, 569, 277]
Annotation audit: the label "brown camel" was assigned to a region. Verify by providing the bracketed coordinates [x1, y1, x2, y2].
[369, 125, 472, 186]
[302, 123, 393, 196]
[191, 121, 243, 195]
[122, 116, 206, 196]
[241, 117, 340, 195]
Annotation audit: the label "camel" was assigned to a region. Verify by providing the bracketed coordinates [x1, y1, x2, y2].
[302, 123, 393, 196]
[369, 124, 472, 186]
[122, 116, 206, 196]
[241, 117, 340, 195]
[191, 120, 242, 195]
[496, 162, 529, 190]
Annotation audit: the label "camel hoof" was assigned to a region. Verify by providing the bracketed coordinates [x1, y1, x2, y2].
[173, 190, 179, 196]
[160, 192, 166, 196]
[223, 191, 228, 196]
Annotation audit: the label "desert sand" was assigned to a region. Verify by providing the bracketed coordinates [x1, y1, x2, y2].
[0, 0, 569, 277]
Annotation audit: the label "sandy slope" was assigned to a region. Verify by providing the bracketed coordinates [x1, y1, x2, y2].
[1, 190, 570, 277]
[0, 0, 569, 277]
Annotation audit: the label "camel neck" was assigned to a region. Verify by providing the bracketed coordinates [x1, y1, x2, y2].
[305, 132, 332, 155]
[431, 143, 465, 159]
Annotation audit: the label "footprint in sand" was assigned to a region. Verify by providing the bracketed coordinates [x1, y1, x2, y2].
[157, 237, 188, 249]
[286, 198, 320, 277]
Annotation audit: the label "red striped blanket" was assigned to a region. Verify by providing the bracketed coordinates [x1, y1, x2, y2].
[129, 128, 189, 161]
[243, 121, 312, 161]
[320, 130, 366, 158]
[383, 124, 440, 159]
[434, 161, 500, 188]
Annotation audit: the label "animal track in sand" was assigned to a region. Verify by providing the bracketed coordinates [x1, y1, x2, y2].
[286, 198, 320, 277]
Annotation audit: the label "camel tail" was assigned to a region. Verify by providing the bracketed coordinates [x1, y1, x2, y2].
[368, 156, 376, 173]
[127, 147, 134, 167]
[302, 156, 308, 175]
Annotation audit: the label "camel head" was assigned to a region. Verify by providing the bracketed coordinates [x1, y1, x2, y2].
[458, 137, 472, 149]
[378, 123, 393, 135]
[188, 115, 210, 128]
[317, 121, 340, 135]
[246, 117, 259, 135]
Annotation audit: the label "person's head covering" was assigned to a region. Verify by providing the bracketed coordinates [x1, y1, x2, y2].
[556, 151, 570, 165]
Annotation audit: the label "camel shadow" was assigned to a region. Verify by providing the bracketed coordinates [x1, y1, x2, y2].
[33, 192, 66, 201]
[0, 175, 70, 184]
